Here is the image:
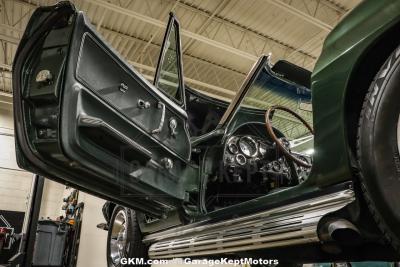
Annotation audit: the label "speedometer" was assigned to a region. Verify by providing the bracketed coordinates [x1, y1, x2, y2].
[238, 136, 258, 157]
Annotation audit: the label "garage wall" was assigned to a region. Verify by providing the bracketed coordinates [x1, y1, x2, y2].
[0, 103, 65, 218]
[76, 192, 108, 267]
[39, 180, 68, 219]
[0, 103, 13, 130]
[0, 104, 32, 213]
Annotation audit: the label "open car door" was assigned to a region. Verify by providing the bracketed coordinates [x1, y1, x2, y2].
[13, 2, 197, 217]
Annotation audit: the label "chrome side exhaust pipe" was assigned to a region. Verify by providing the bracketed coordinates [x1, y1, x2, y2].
[319, 218, 362, 246]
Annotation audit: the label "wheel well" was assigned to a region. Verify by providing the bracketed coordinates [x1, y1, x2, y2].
[345, 22, 400, 159]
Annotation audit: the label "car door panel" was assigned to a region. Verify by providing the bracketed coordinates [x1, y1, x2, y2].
[13, 2, 196, 217]
[76, 33, 191, 160]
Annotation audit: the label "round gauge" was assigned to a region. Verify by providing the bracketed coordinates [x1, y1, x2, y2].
[272, 161, 281, 172]
[235, 154, 247, 165]
[228, 143, 239, 154]
[238, 136, 258, 157]
[258, 142, 268, 156]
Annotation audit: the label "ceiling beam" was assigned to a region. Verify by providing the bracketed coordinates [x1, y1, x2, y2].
[0, 92, 13, 106]
[177, 0, 317, 60]
[83, 0, 258, 61]
[0, 33, 19, 45]
[0, 64, 12, 71]
[0, 23, 23, 33]
[322, 0, 348, 13]
[13, 0, 257, 61]
[182, 0, 229, 53]
[98, 25, 246, 74]
[265, 0, 333, 31]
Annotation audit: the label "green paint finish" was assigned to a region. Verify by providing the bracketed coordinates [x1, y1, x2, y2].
[309, 0, 400, 187]
[202, 0, 400, 220]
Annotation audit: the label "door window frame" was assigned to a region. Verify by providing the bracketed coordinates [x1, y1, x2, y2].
[153, 13, 186, 108]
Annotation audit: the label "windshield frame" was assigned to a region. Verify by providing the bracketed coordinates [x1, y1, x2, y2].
[216, 54, 312, 137]
[216, 55, 270, 130]
[191, 55, 312, 146]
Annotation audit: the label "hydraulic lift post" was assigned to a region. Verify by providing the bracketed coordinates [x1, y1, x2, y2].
[6, 174, 44, 267]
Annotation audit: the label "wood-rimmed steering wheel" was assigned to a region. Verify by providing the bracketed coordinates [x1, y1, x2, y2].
[265, 105, 314, 168]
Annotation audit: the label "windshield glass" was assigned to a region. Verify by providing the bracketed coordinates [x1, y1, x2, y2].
[239, 67, 313, 141]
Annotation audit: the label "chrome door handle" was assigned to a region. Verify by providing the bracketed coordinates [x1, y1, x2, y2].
[152, 102, 165, 134]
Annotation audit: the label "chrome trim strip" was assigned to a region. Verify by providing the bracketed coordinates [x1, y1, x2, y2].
[151, 102, 166, 134]
[146, 189, 355, 258]
[217, 55, 270, 129]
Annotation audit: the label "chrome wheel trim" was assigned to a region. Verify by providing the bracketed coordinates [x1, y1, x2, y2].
[110, 210, 128, 266]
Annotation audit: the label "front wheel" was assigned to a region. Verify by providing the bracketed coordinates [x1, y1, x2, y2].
[107, 206, 149, 266]
[357, 44, 400, 253]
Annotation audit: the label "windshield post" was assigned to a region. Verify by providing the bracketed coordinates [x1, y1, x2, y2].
[216, 55, 270, 131]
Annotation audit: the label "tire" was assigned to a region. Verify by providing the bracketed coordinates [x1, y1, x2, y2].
[357, 44, 400, 253]
[107, 206, 149, 267]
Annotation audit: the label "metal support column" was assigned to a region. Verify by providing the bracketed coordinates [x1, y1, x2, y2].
[7, 174, 45, 267]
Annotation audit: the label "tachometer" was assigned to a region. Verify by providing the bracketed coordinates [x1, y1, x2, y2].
[227, 137, 239, 154]
[228, 143, 239, 154]
[238, 136, 258, 157]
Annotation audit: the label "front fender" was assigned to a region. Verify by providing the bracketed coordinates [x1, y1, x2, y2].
[310, 0, 400, 187]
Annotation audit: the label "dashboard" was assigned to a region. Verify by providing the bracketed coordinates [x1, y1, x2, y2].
[205, 124, 312, 211]
[224, 135, 273, 166]
[223, 134, 311, 184]
[204, 128, 312, 210]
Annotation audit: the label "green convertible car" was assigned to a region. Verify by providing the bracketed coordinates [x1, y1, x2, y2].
[12, 0, 400, 265]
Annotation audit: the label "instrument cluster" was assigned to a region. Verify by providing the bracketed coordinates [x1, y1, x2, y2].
[223, 134, 312, 184]
[224, 135, 273, 166]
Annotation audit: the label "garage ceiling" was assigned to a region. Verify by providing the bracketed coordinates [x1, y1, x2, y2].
[0, 0, 361, 101]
